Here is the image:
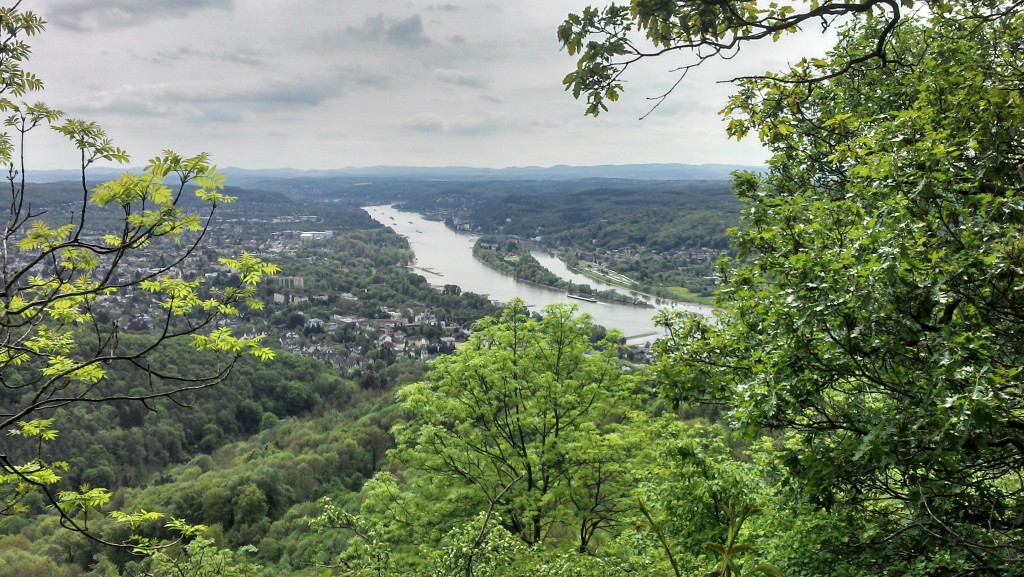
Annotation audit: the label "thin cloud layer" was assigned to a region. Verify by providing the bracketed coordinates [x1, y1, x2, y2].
[435, 69, 488, 88]
[151, 47, 265, 67]
[45, 0, 234, 31]
[22, 0, 830, 169]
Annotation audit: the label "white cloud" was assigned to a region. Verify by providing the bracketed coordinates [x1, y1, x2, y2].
[19, 0, 817, 169]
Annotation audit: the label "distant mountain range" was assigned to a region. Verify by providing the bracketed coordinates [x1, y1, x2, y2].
[25, 163, 763, 184]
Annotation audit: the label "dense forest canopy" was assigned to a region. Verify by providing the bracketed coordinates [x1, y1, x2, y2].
[563, 0, 1024, 573]
[224, 173, 742, 299]
[4, 0, 1024, 576]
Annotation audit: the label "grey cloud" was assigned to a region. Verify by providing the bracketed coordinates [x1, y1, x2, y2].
[448, 119, 503, 137]
[192, 65, 393, 109]
[345, 14, 430, 48]
[78, 65, 391, 122]
[479, 94, 503, 104]
[403, 113, 523, 137]
[405, 114, 445, 134]
[44, 0, 234, 31]
[346, 14, 386, 42]
[435, 69, 487, 88]
[429, 4, 460, 12]
[385, 15, 429, 48]
[228, 82, 334, 107]
[198, 107, 244, 123]
[452, 114, 546, 137]
[90, 97, 165, 117]
[151, 47, 264, 67]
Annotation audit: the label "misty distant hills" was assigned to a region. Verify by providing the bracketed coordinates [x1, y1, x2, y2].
[26, 163, 762, 184]
[226, 163, 762, 184]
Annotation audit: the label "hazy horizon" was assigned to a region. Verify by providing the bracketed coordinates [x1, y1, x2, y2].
[24, 161, 763, 184]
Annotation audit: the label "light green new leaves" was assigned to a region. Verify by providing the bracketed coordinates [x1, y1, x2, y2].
[140, 255, 280, 360]
[16, 221, 73, 251]
[9, 418, 59, 442]
[392, 299, 640, 551]
[51, 119, 129, 166]
[40, 355, 104, 383]
[2, 420, 68, 514]
[218, 253, 280, 312]
[192, 327, 275, 362]
[656, 4, 1024, 572]
[147, 535, 262, 577]
[0, 5, 278, 568]
[559, 1, 890, 118]
[57, 486, 113, 528]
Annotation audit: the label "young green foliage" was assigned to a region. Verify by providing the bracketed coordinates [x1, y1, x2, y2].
[392, 299, 641, 550]
[0, 2, 277, 559]
[564, 0, 1024, 573]
[559, 0, 924, 117]
[319, 300, 648, 575]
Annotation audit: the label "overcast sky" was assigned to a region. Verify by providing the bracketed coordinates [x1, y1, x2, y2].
[24, 0, 831, 171]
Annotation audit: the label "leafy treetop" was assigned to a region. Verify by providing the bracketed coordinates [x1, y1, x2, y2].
[565, 0, 1024, 573]
[0, 1, 278, 554]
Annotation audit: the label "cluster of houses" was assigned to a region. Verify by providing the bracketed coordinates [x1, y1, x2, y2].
[66, 220, 654, 375]
[277, 308, 471, 368]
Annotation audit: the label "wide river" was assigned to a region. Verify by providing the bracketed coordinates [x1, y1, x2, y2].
[365, 205, 714, 343]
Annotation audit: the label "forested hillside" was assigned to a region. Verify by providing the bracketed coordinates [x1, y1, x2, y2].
[4, 1, 1024, 577]
[454, 181, 738, 298]
[0, 180, 502, 575]
[459, 181, 736, 251]
[562, 0, 1024, 573]
[234, 176, 742, 300]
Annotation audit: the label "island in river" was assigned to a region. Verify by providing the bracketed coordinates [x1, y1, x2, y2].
[471, 236, 652, 307]
[364, 204, 714, 343]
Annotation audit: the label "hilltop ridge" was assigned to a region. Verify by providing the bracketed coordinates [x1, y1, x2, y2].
[25, 163, 762, 184]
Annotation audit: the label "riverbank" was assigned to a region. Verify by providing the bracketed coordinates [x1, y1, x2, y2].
[365, 204, 713, 342]
[472, 238, 652, 308]
[517, 239, 716, 308]
[566, 259, 716, 306]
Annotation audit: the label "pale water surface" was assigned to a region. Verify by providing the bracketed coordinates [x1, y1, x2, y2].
[364, 205, 714, 343]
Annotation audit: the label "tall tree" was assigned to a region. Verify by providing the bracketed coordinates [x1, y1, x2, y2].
[392, 299, 640, 553]
[315, 300, 646, 575]
[558, 0, 1019, 117]
[0, 2, 276, 548]
[564, 0, 1024, 574]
